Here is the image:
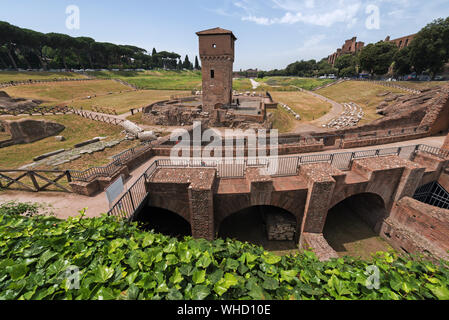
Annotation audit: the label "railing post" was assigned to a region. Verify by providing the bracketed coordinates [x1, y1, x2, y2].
[129, 190, 135, 212]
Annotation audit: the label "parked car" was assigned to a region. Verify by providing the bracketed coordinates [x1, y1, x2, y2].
[405, 72, 418, 81]
[434, 75, 446, 81]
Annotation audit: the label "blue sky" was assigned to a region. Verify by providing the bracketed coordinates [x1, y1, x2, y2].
[1, 0, 448, 70]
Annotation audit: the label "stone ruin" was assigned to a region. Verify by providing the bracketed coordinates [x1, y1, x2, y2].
[374, 84, 449, 134]
[265, 212, 297, 241]
[0, 90, 42, 111]
[324, 83, 449, 137]
[0, 118, 65, 148]
[141, 94, 273, 130]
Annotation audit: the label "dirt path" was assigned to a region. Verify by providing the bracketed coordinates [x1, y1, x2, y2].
[287, 86, 344, 133]
[249, 78, 260, 90]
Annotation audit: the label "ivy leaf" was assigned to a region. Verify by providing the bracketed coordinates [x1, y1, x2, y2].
[262, 254, 281, 265]
[167, 289, 183, 300]
[95, 265, 115, 283]
[196, 254, 212, 269]
[170, 268, 184, 285]
[96, 287, 116, 300]
[193, 269, 206, 284]
[430, 286, 449, 300]
[262, 277, 280, 291]
[142, 234, 155, 248]
[280, 270, 298, 283]
[37, 250, 58, 268]
[192, 285, 211, 300]
[7, 263, 28, 281]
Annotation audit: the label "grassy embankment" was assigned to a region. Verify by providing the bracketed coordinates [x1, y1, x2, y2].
[0, 114, 128, 170]
[316, 81, 409, 125]
[0, 71, 88, 83]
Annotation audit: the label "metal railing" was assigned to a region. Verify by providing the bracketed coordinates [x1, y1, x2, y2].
[108, 174, 148, 219]
[414, 181, 449, 209]
[107, 143, 448, 219]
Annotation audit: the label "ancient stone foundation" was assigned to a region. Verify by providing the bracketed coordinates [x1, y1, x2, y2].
[0, 119, 65, 147]
[266, 212, 296, 241]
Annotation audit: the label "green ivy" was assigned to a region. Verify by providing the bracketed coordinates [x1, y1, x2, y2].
[0, 207, 448, 300]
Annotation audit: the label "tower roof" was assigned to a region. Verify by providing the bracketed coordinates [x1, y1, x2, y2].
[196, 27, 237, 40]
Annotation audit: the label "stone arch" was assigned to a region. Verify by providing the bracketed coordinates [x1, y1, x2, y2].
[326, 193, 388, 234]
[147, 195, 190, 223]
[217, 205, 299, 247]
[133, 205, 192, 238]
[214, 194, 304, 230]
[323, 193, 390, 258]
[329, 190, 388, 211]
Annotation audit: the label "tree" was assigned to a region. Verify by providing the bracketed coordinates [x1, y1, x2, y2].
[359, 41, 398, 75]
[194, 56, 200, 70]
[334, 54, 357, 76]
[409, 17, 449, 76]
[0, 20, 187, 70]
[183, 55, 192, 70]
[0, 21, 20, 69]
[393, 46, 412, 75]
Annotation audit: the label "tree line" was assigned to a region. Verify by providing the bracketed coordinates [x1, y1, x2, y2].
[0, 21, 200, 71]
[259, 17, 449, 79]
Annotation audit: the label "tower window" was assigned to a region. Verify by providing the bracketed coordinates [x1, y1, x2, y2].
[211, 70, 215, 79]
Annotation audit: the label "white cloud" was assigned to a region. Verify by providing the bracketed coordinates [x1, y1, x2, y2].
[241, 2, 362, 27]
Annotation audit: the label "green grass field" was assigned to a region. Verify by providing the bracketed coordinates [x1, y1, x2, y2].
[3, 80, 131, 106]
[393, 81, 448, 90]
[270, 106, 294, 133]
[0, 71, 88, 83]
[69, 89, 191, 114]
[270, 91, 332, 122]
[316, 80, 409, 124]
[0, 114, 124, 169]
[258, 77, 336, 91]
[88, 70, 203, 91]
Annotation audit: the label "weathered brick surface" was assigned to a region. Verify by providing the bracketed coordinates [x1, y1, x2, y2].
[443, 133, 449, 151]
[301, 232, 339, 261]
[380, 197, 449, 261]
[299, 163, 339, 234]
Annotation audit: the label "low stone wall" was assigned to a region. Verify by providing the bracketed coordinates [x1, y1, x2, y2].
[266, 212, 296, 241]
[341, 131, 430, 149]
[153, 143, 324, 157]
[300, 233, 339, 261]
[380, 197, 449, 262]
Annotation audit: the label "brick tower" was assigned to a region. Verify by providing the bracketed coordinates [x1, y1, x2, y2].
[196, 27, 237, 119]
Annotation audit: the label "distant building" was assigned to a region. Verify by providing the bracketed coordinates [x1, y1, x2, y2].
[384, 34, 416, 49]
[233, 68, 258, 78]
[328, 37, 364, 66]
[327, 33, 416, 67]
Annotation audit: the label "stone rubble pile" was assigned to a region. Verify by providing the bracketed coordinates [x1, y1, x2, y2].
[324, 102, 363, 129]
[20, 138, 124, 169]
[266, 213, 296, 241]
[280, 103, 301, 120]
